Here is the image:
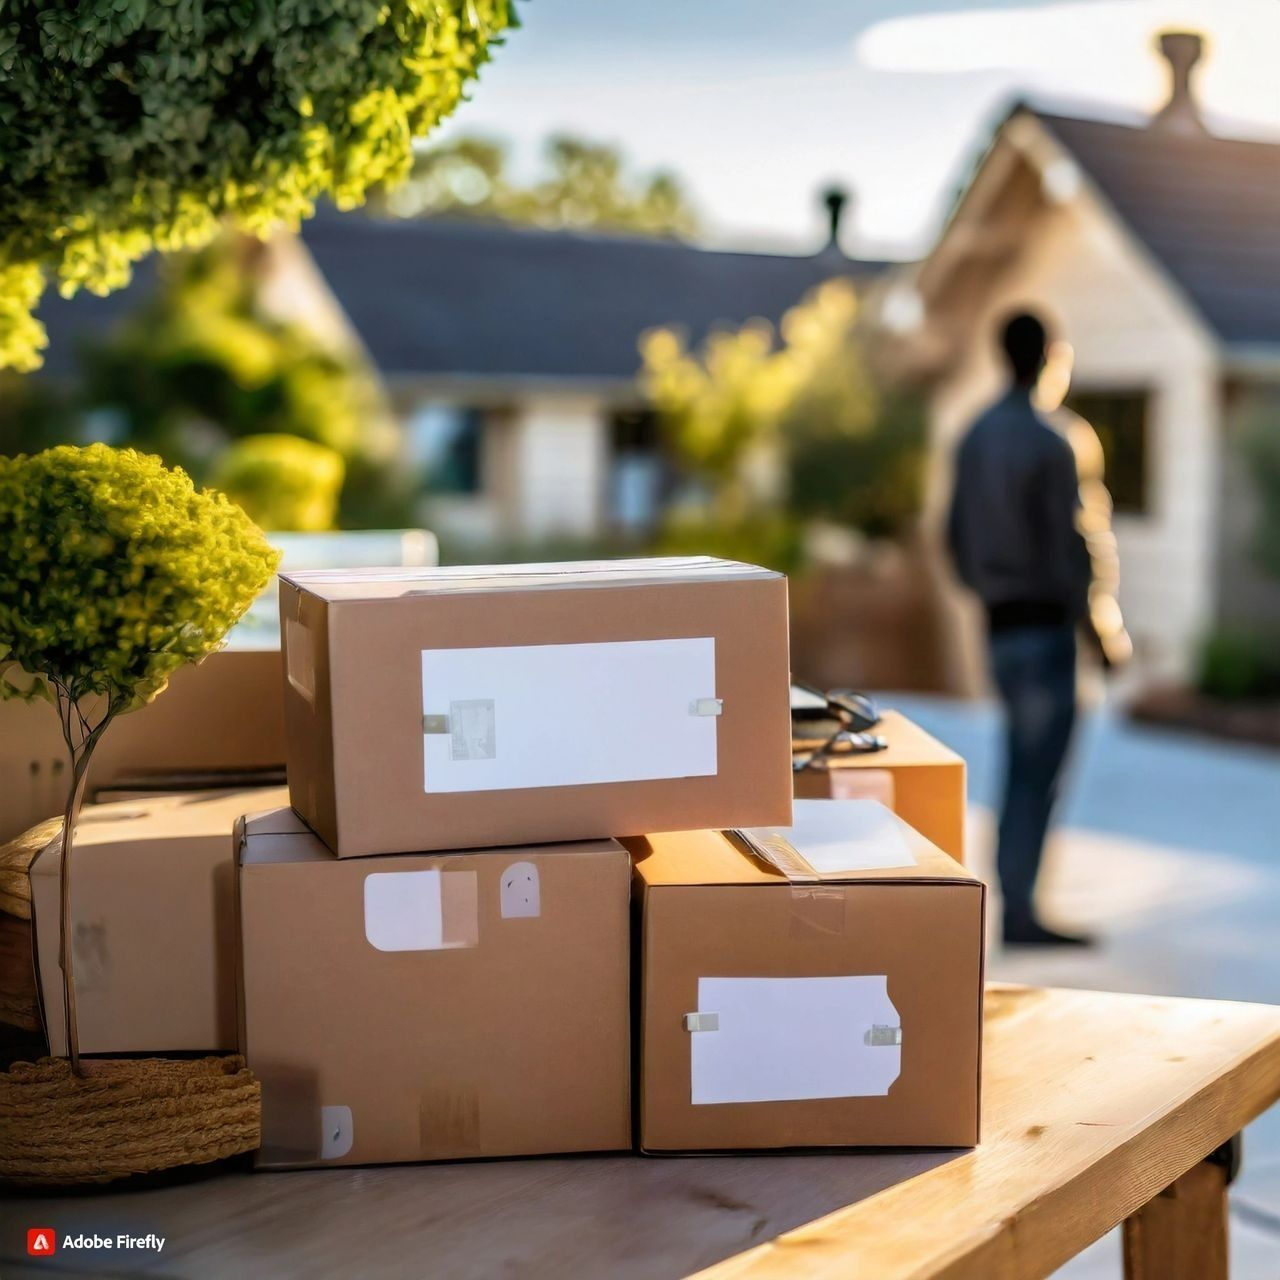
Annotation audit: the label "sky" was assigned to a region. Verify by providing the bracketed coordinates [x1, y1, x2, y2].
[438, 0, 1280, 259]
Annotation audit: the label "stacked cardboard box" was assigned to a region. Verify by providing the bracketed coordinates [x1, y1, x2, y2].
[793, 710, 968, 862]
[21, 555, 985, 1165]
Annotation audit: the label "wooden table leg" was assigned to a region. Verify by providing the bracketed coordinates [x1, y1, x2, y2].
[1122, 1147, 1232, 1280]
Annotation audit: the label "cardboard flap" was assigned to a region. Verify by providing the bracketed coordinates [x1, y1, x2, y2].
[32, 787, 290, 877]
[629, 801, 975, 889]
[281, 556, 779, 601]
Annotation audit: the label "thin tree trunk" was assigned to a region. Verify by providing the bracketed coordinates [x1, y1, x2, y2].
[55, 699, 111, 1079]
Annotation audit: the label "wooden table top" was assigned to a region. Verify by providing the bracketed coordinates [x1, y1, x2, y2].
[5, 984, 1280, 1280]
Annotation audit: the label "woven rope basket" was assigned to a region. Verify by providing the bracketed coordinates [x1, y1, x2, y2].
[0, 1054, 261, 1187]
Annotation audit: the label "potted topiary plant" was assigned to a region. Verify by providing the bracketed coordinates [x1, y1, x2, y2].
[0, 443, 279, 1185]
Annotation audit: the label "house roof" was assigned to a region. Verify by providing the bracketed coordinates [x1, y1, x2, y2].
[31, 212, 891, 386]
[298, 210, 891, 384]
[1028, 106, 1280, 350]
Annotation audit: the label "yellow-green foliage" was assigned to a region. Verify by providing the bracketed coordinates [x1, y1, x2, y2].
[640, 279, 865, 480]
[639, 320, 796, 481]
[384, 134, 699, 238]
[83, 235, 395, 471]
[640, 278, 925, 539]
[0, 444, 280, 713]
[213, 434, 346, 532]
[0, 0, 518, 372]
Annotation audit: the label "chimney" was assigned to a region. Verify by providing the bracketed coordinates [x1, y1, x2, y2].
[821, 185, 850, 254]
[1152, 30, 1208, 136]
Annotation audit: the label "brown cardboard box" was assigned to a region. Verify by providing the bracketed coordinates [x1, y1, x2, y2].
[0, 648, 287, 843]
[794, 710, 967, 862]
[626, 799, 985, 1152]
[279, 557, 792, 858]
[29, 786, 287, 1055]
[237, 808, 632, 1168]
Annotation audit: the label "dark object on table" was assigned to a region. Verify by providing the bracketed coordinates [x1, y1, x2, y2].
[791, 682, 887, 771]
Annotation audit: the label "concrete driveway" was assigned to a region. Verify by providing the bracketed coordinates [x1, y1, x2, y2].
[895, 695, 1280, 1278]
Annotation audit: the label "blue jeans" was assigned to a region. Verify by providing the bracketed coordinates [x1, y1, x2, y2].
[990, 625, 1077, 926]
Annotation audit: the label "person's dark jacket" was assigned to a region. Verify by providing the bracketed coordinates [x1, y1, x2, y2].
[946, 386, 1091, 624]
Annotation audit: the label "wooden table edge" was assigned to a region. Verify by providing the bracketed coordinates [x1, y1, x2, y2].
[689, 985, 1280, 1280]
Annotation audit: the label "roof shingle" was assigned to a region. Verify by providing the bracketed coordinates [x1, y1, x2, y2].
[1034, 109, 1280, 348]
[299, 211, 888, 382]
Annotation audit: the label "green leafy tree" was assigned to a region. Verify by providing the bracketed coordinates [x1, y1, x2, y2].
[74, 234, 403, 526]
[382, 133, 698, 237]
[640, 277, 926, 555]
[639, 320, 795, 492]
[0, 0, 518, 372]
[0, 444, 278, 1071]
[212, 433, 346, 532]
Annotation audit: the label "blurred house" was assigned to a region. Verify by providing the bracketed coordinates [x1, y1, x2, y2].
[30, 194, 887, 550]
[279, 202, 888, 547]
[897, 32, 1280, 686]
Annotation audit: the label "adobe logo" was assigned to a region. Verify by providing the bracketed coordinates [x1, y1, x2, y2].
[27, 1227, 57, 1257]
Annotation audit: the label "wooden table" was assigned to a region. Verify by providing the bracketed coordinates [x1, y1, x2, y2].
[4, 984, 1280, 1279]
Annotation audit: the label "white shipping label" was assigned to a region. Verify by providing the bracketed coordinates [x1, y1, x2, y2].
[421, 638, 718, 793]
[690, 975, 901, 1105]
[742, 800, 916, 876]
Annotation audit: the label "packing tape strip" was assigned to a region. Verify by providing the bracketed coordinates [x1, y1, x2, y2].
[684, 1012, 720, 1033]
[728, 829, 820, 883]
[787, 884, 848, 937]
[725, 829, 849, 933]
[689, 697, 723, 717]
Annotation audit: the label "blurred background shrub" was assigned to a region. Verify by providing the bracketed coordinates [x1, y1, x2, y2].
[211, 435, 346, 533]
[640, 278, 927, 568]
[1197, 627, 1280, 701]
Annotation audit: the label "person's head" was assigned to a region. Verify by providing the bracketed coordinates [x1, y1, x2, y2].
[999, 311, 1050, 387]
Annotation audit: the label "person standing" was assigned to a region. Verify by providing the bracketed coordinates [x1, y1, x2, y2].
[947, 311, 1120, 947]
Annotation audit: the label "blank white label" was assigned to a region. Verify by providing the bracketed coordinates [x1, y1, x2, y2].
[364, 870, 444, 951]
[690, 975, 901, 1105]
[421, 638, 718, 793]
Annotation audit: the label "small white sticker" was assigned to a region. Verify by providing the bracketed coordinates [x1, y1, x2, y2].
[450, 699, 496, 761]
[500, 861, 541, 918]
[320, 1105, 353, 1159]
[364, 869, 444, 951]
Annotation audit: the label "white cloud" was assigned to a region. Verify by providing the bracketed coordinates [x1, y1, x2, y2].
[855, 0, 1280, 129]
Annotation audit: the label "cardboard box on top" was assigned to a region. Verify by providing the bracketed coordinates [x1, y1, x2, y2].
[793, 710, 967, 862]
[279, 557, 793, 858]
[236, 809, 632, 1168]
[28, 785, 288, 1056]
[625, 799, 985, 1153]
[0, 649, 287, 843]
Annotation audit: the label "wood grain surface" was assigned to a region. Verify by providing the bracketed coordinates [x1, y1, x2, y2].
[3, 984, 1279, 1280]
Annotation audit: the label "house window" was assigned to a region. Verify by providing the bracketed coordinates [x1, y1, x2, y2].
[1064, 389, 1150, 515]
[608, 410, 666, 533]
[406, 403, 484, 495]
